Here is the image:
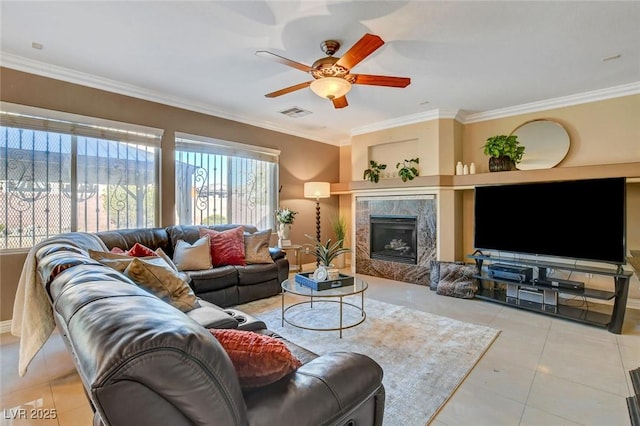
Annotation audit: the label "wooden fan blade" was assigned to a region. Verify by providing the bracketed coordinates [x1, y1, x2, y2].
[264, 81, 312, 98]
[255, 51, 313, 73]
[352, 74, 411, 88]
[332, 96, 348, 109]
[335, 33, 384, 70]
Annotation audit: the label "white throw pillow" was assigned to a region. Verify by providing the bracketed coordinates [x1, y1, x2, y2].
[173, 236, 212, 271]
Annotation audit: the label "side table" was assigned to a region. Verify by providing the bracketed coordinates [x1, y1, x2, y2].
[280, 244, 303, 272]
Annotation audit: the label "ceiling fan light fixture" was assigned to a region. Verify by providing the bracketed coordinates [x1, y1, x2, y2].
[310, 77, 351, 100]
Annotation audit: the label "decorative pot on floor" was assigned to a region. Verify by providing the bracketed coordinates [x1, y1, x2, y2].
[488, 155, 515, 172]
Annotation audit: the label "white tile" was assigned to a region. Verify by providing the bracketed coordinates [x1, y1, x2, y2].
[465, 348, 537, 403]
[519, 405, 582, 426]
[0, 338, 50, 396]
[434, 381, 525, 426]
[548, 317, 619, 346]
[527, 371, 630, 426]
[50, 373, 88, 414]
[56, 402, 94, 426]
[482, 328, 546, 370]
[539, 328, 628, 396]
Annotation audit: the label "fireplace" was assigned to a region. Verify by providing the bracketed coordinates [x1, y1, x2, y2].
[370, 215, 417, 264]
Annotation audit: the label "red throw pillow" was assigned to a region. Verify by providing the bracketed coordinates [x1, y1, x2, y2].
[126, 242, 158, 258]
[199, 227, 246, 266]
[209, 329, 302, 389]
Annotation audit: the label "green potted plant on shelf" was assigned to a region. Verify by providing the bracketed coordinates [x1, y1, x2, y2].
[482, 134, 525, 172]
[396, 158, 419, 182]
[363, 160, 387, 183]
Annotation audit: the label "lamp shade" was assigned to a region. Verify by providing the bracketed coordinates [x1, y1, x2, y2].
[309, 77, 351, 100]
[304, 182, 331, 199]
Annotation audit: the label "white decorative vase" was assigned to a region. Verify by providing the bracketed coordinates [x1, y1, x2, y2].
[277, 223, 291, 240]
[327, 267, 340, 280]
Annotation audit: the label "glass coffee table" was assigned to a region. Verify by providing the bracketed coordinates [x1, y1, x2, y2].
[281, 277, 368, 338]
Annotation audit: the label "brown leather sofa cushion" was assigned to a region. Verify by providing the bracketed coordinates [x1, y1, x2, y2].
[95, 228, 172, 256]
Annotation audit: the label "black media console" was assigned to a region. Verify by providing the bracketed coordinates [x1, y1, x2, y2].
[468, 253, 632, 334]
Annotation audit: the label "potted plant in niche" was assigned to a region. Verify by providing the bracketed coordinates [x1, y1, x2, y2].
[363, 160, 387, 183]
[483, 134, 525, 172]
[396, 158, 419, 182]
[330, 215, 348, 268]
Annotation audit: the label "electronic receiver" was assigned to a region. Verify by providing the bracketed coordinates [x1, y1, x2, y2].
[487, 263, 533, 283]
[534, 277, 584, 291]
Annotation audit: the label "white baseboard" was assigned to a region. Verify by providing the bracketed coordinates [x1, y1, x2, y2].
[0, 320, 12, 334]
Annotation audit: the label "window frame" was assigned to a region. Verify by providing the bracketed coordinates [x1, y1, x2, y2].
[174, 132, 280, 230]
[0, 102, 163, 252]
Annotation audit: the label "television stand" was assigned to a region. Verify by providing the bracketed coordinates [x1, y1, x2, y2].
[468, 253, 632, 334]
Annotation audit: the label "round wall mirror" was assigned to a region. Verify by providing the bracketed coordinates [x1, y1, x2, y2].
[511, 119, 570, 170]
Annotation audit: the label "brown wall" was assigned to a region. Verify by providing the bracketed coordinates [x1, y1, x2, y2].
[0, 67, 340, 321]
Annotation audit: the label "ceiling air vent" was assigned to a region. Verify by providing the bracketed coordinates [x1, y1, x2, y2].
[279, 107, 312, 118]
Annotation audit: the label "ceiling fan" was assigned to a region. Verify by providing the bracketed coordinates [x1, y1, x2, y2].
[256, 33, 411, 109]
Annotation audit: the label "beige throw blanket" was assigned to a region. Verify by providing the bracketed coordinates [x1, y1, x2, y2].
[11, 233, 108, 376]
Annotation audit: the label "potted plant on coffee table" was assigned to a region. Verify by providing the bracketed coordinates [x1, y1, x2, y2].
[483, 134, 525, 172]
[304, 234, 351, 280]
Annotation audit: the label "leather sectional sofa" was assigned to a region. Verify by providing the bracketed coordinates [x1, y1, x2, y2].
[94, 224, 290, 307]
[34, 226, 386, 425]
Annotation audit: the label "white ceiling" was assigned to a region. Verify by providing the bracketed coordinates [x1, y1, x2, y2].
[1, 1, 639, 145]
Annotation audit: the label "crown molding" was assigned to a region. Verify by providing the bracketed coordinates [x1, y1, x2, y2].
[350, 108, 465, 136]
[3, 52, 637, 144]
[462, 82, 640, 124]
[0, 52, 336, 145]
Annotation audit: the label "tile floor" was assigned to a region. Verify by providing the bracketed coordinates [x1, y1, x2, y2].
[1, 273, 638, 425]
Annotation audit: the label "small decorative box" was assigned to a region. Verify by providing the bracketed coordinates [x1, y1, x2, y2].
[294, 272, 355, 291]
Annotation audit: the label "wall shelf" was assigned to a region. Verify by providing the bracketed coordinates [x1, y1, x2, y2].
[332, 161, 640, 194]
[452, 161, 640, 188]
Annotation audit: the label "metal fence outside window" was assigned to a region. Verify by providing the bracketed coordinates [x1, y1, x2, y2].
[1, 108, 160, 250]
[175, 135, 279, 231]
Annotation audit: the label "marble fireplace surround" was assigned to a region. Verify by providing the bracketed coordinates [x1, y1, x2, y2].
[355, 194, 437, 286]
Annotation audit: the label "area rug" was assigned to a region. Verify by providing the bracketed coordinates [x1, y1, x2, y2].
[237, 296, 500, 426]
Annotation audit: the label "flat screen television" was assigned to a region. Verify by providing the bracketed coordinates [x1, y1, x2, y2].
[473, 177, 626, 265]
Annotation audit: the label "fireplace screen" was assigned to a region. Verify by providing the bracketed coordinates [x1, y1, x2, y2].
[370, 215, 417, 264]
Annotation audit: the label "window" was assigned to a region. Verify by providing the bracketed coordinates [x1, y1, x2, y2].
[175, 133, 279, 230]
[0, 103, 162, 250]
